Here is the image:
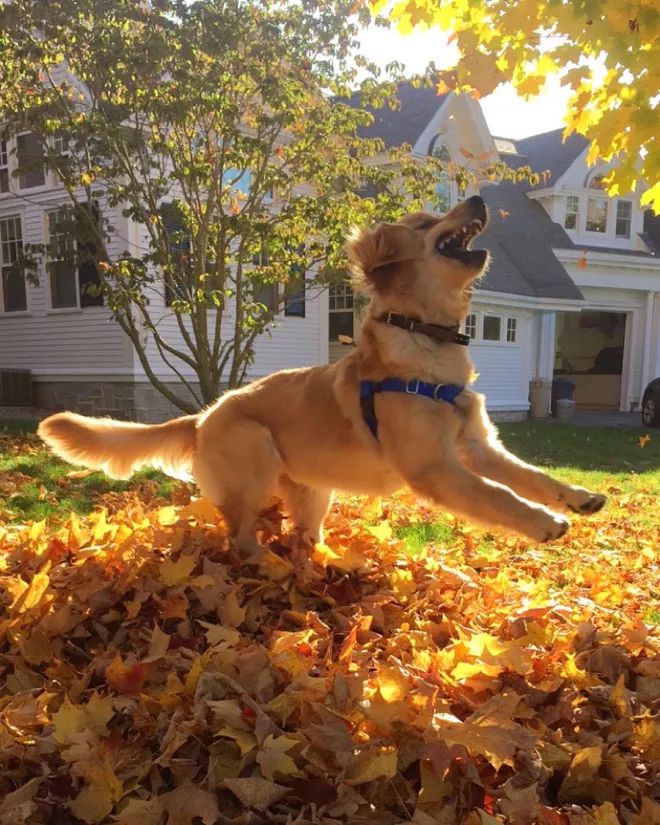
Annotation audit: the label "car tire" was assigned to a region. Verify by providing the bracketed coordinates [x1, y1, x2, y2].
[641, 391, 660, 428]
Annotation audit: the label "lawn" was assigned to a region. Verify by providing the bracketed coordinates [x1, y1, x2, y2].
[1, 418, 657, 523]
[0, 418, 658, 824]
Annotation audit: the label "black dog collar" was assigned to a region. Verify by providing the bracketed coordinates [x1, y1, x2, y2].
[380, 312, 470, 346]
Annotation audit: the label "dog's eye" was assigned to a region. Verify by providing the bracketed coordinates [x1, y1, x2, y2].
[415, 220, 436, 231]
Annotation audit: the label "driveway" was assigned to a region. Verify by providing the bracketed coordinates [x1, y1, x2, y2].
[550, 410, 642, 428]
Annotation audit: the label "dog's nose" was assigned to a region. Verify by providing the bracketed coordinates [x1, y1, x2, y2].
[465, 195, 488, 225]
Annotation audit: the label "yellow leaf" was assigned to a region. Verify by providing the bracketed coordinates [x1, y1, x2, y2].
[366, 520, 392, 542]
[52, 696, 87, 744]
[257, 734, 304, 781]
[433, 692, 535, 771]
[68, 755, 123, 823]
[344, 747, 398, 785]
[11, 564, 51, 614]
[377, 664, 409, 702]
[160, 554, 196, 587]
[157, 505, 179, 526]
[639, 434, 650, 448]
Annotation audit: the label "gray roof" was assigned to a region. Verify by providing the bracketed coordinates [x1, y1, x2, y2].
[344, 82, 448, 149]
[500, 129, 589, 190]
[560, 243, 658, 259]
[477, 183, 584, 300]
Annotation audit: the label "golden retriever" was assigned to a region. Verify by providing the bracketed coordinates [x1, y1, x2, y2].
[38, 196, 605, 556]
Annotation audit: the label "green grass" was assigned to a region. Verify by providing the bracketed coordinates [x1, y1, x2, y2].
[394, 520, 455, 553]
[1, 417, 658, 525]
[0, 419, 177, 523]
[497, 421, 660, 494]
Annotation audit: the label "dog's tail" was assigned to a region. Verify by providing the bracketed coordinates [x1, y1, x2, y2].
[37, 412, 198, 480]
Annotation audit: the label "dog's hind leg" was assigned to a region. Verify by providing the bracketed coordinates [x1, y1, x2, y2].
[278, 477, 333, 544]
[194, 419, 282, 560]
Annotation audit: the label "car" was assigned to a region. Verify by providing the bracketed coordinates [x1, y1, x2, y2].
[641, 378, 660, 428]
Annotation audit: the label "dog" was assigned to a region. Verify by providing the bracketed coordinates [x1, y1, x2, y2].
[38, 195, 606, 556]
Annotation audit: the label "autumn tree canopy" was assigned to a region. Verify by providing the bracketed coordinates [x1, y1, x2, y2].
[375, 0, 660, 212]
[0, 0, 445, 412]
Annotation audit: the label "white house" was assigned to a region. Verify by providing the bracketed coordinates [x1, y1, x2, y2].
[1, 84, 658, 421]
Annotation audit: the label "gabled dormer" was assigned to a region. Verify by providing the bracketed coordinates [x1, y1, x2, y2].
[504, 129, 653, 256]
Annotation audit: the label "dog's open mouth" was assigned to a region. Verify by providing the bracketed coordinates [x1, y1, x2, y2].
[435, 218, 484, 260]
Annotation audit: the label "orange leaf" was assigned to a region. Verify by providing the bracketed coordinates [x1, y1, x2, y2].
[105, 654, 147, 694]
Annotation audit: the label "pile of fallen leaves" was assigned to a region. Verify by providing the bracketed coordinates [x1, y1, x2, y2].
[0, 487, 658, 825]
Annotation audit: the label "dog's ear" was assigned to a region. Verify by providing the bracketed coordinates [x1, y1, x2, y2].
[348, 223, 420, 287]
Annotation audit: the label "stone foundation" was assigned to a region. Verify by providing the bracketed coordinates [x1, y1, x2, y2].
[35, 380, 205, 423]
[489, 409, 528, 423]
[36, 379, 530, 425]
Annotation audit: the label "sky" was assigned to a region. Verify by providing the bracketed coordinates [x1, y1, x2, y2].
[358, 25, 573, 139]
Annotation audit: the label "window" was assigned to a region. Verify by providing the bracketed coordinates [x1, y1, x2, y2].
[464, 313, 477, 339]
[615, 200, 632, 239]
[0, 216, 26, 312]
[284, 276, 305, 318]
[47, 203, 102, 308]
[506, 317, 517, 342]
[0, 140, 9, 194]
[47, 208, 79, 308]
[329, 282, 354, 341]
[586, 197, 608, 233]
[161, 202, 192, 306]
[75, 203, 103, 306]
[482, 314, 501, 341]
[564, 195, 580, 230]
[17, 133, 45, 189]
[430, 139, 451, 213]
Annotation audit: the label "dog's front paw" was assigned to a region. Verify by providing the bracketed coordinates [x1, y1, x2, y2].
[561, 487, 607, 516]
[541, 513, 570, 543]
[527, 509, 570, 543]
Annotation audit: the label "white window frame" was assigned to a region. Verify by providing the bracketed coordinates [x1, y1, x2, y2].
[564, 195, 580, 230]
[464, 311, 520, 345]
[463, 312, 477, 339]
[0, 214, 29, 314]
[482, 313, 503, 343]
[615, 199, 632, 239]
[46, 207, 82, 312]
[506, 316, 518, 343]
[15, 131, 47, 191]
[329, 281, 354, 341]
[0, 138, 9, 195]
[585, 195, 608, 234]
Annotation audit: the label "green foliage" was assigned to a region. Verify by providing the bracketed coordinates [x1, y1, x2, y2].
[377, 0, 660, 211]
[0, 0, 445, 410]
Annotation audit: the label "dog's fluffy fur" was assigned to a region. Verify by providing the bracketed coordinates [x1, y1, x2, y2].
[39, 197, 605, 554]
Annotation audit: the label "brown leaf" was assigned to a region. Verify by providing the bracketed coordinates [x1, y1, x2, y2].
[223, 777, 288, 812]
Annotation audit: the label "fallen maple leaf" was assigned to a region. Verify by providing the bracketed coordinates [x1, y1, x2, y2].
[223, 777, 288, 812]
[105, 653, 148, 694]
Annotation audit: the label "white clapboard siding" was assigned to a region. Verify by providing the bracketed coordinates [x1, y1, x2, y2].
[131, 224, 327, 382]
[0, 190, 131, 377]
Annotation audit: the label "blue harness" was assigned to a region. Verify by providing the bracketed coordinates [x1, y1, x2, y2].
[359, 377, 464, 440]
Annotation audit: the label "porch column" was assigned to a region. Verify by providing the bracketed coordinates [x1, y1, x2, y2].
[640, 291, 656, 391]
[529, 311, 555, 417]
[537, 311, 556, 380]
